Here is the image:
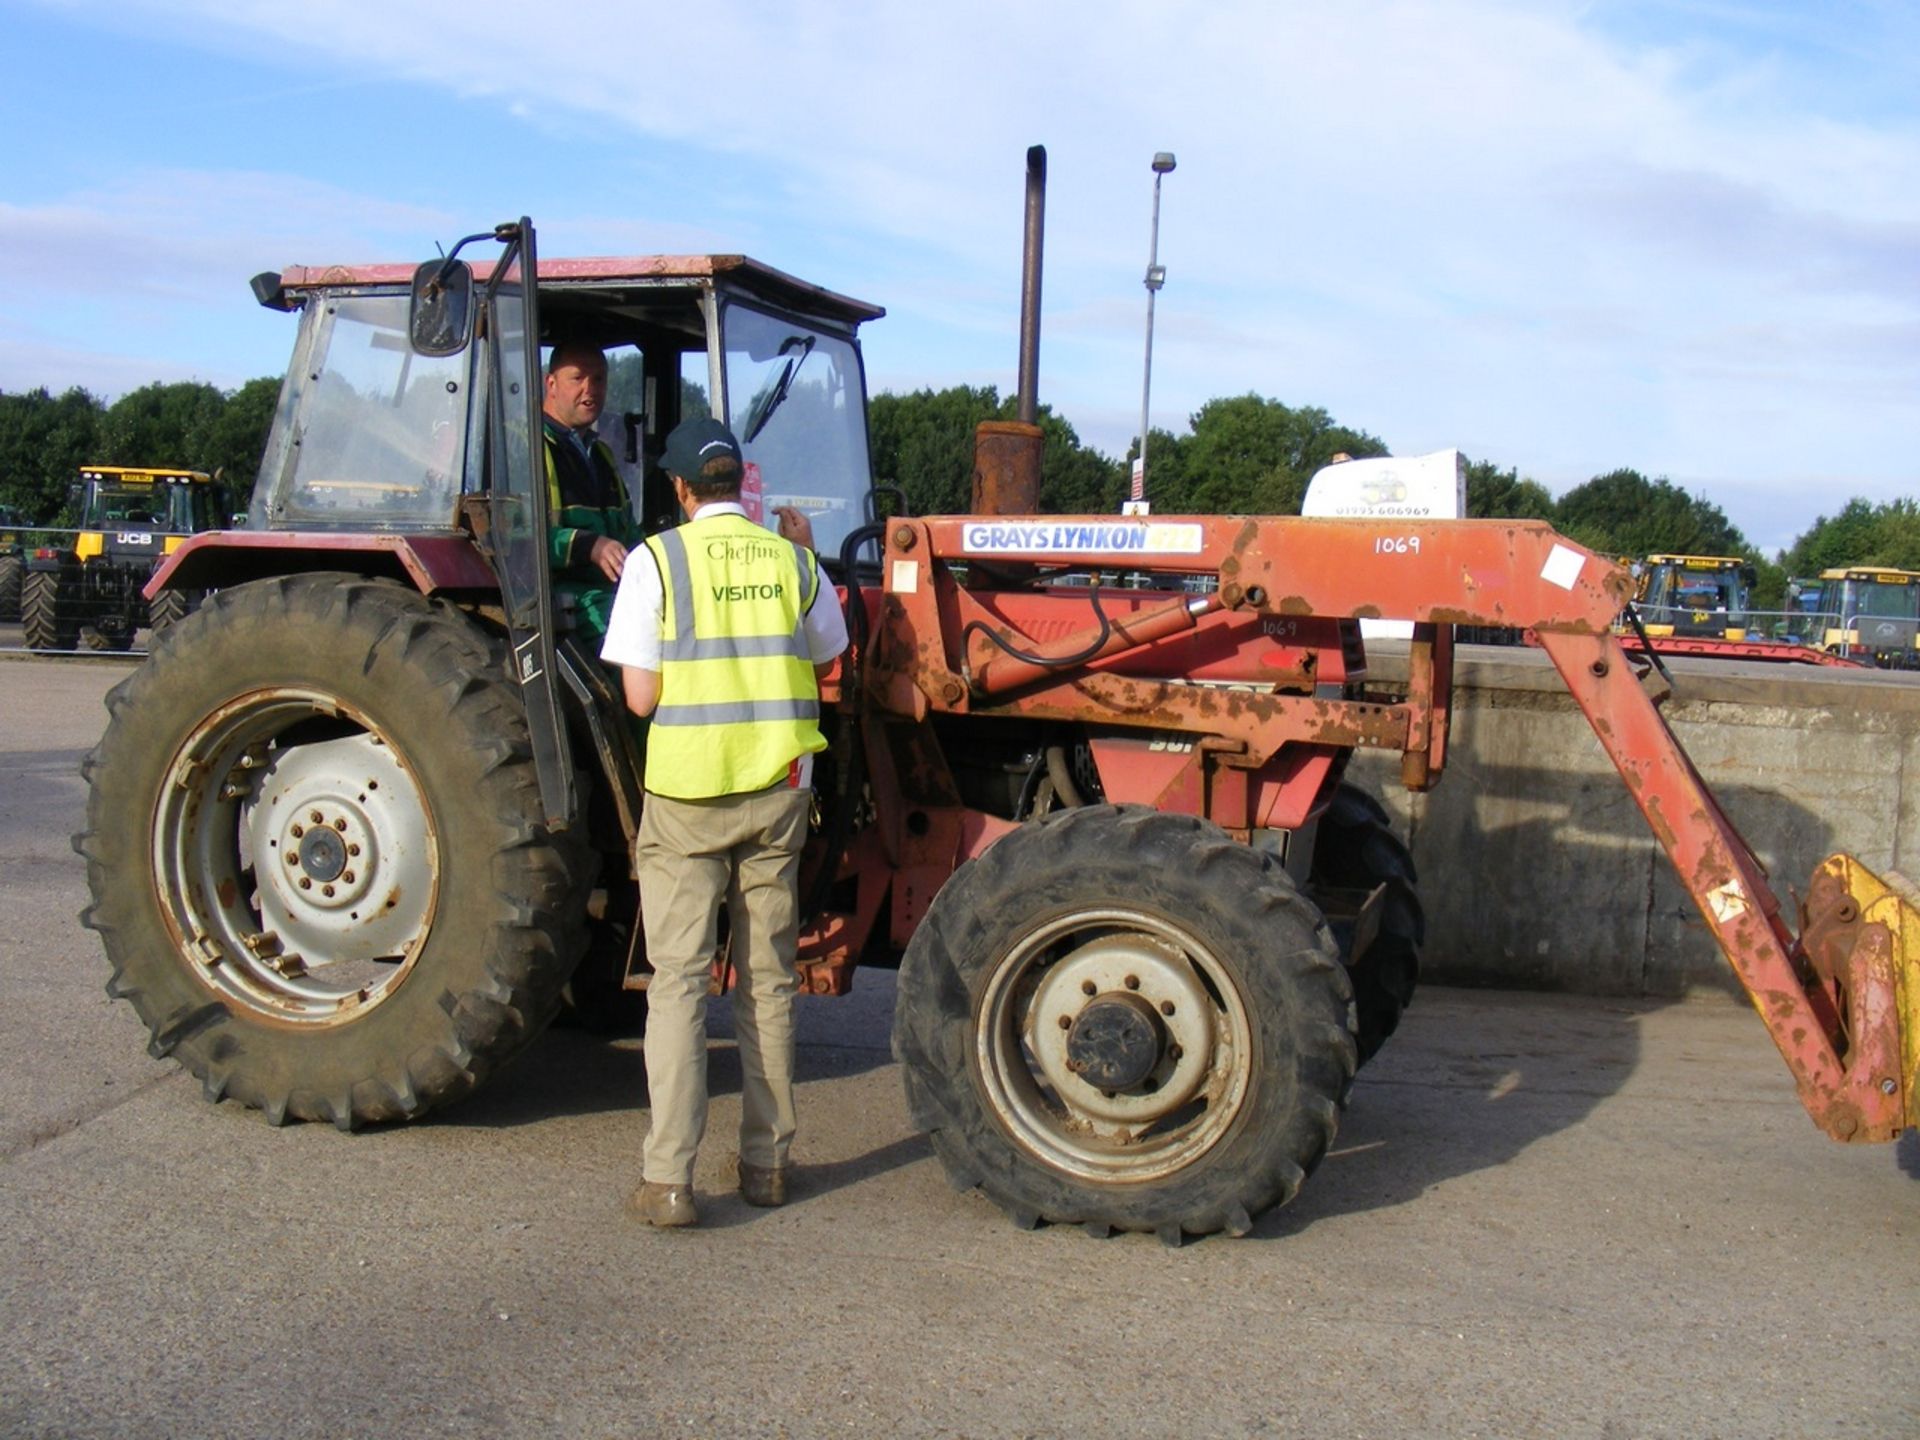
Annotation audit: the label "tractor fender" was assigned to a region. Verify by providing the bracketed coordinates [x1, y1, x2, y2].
[145, 531, 498, 600]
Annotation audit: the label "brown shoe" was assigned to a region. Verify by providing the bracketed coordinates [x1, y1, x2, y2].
[737, 1160, 790, 1208]
[627, 1181, 699, 1228]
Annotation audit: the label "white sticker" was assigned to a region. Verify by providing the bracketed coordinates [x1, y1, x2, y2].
[1540, 543, 1585, 591]
[890, 559, 919, 594]
[960, 521, 1204, 555]
[1705, 879, 1750, 926]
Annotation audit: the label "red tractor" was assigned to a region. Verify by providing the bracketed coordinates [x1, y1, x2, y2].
[79, 155, 1918, 1241]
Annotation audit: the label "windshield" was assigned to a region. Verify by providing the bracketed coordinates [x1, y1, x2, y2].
[259, 292, 472, 529]
[1846, 580, 1920, 621]
[1644, 566, 1743, 612]
[84, 482, 168, 528]
[720, 301, 871, 563]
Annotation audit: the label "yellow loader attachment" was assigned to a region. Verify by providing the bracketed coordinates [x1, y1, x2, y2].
[1799, 855, 1920, 1141]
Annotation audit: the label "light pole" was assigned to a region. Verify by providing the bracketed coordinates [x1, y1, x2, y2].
[1133, 150, 1176, 510]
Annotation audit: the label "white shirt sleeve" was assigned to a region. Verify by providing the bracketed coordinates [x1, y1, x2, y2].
[599, 542, 665, 670]
[802, 554, 849, 664]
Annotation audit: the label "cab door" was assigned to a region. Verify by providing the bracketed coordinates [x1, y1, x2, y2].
[478, 219, 576, 827]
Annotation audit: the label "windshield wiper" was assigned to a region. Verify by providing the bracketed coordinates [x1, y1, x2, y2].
[742, 335, 815, 443]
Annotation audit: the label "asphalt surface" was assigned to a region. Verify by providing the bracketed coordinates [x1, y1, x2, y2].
[1, 648, 1916, 1439]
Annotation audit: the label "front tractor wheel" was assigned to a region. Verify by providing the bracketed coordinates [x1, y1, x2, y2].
[894, 805, 1356, 1241]
[77, 574, 588, 1128]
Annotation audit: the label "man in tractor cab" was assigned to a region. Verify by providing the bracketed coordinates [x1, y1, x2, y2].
[600, 417, 847, 1229]
[543, 340, 643, 646]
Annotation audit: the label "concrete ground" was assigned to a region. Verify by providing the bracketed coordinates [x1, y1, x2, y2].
[2, 650, 1916, 1439]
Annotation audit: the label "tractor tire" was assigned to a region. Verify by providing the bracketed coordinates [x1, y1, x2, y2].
[1310, 783, 1424, 1066]
[20, 570, 74, 651]
[147, 587, 195, 636]
[894, 804, 1356, 1241]
[557, 902, 651, 1035]
[76, 573, 590, 1128]
[0, 554, 20, 622]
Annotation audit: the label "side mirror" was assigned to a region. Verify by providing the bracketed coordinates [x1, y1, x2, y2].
[251, 271, 294, 312]
[410, 259, 474, 357]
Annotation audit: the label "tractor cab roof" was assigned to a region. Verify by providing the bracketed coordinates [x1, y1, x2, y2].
[79, 466, 214, 486]
[273, 253, 886, 342]
[1644, 554, 1746, 569]
[1818, 566, 1920, 583]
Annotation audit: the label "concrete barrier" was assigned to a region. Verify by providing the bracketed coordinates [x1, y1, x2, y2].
[1348, 643, 1920, 998]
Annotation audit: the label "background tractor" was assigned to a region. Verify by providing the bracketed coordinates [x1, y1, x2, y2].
[23, 465, 218, 650]
[0, 504, 25, 621]
[1808, 565, 1920, 668]
[79, 155, 1919, 1241]
[1633, 553, 1755, 640]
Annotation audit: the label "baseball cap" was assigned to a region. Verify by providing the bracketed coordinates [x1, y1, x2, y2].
[660, 417, 744, 481]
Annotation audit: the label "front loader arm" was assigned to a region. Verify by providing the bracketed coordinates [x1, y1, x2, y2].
[871, 513, 1917, 1143]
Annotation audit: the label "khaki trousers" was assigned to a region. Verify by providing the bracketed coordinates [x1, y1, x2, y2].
[636, 784, 811, 1186]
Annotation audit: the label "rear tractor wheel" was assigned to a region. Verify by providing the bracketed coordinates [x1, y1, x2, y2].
[1309, 783, 1424, 1065]
[21, 570, 75, 651]
[0, 554, 21, 622]
[77, 574, 589, 1128]
[894, 805, 1356, 1241]
[147, 586, 199, 636]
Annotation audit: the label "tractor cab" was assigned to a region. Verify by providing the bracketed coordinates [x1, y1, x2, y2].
[245, 248, 884, 566]
[1811, 566, 1920, 667]
[75, 467, 218, 544]
[1635, 554, 1755, 640]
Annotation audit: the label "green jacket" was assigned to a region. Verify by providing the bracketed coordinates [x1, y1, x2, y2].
[543, 420, 642, 644]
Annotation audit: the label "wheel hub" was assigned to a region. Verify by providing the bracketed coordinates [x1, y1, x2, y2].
[1027, 933, 1216, 1127]
[297, 825, 348, 883]
[1065, 992, 1163, 1091]
[242, 733, 435, 965]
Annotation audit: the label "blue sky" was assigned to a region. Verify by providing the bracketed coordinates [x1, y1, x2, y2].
[2, 0, 1915, 555]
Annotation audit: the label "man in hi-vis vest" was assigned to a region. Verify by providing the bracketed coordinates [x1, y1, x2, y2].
[600, 417, 848, 1229]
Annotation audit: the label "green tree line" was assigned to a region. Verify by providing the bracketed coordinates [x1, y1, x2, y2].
[6, 378, 1913, 604]
[871, 386, 1920, 609]
[0, 379, 280, 525]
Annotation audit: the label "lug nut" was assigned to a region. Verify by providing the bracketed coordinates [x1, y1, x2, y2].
[285, 852, 299, 866]
[291, 824, 304, 838]
[334, 818, 347, 832]
[321, 884, 335, 897]
[1081, 980, 1097, 996]
[347, 844, 361, 857]
[299, 878, 312, 890]
[310, 810, 324, 824]
[1160, 1000, 1176, 1016]
[1058, 1015, 1072, 1030]
[1124, 975, 1140, 990]
[342, 871, 355, 884]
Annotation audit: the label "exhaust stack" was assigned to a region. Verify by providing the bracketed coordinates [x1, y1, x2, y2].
[972, 145, 1047, 516]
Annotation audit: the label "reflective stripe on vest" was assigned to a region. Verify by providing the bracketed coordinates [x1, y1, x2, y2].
[643, 513, 825, 798]
[543, 433, 629, 516]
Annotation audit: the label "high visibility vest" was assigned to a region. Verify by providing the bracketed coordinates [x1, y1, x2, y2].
[643, 512, 826, 799]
